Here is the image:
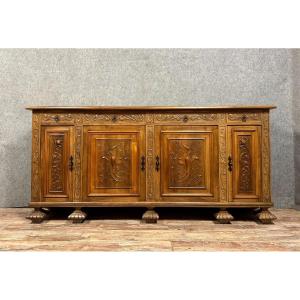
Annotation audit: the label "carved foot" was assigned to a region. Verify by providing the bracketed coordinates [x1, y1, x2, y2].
[257, 208, 276, 224]
[68, 208, 87, 223]
[214, 208, 234, 224]
[142, 209, 159, 224]
[26, 208, 47, 224]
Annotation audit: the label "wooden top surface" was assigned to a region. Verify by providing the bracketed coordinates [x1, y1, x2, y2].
[26, 105, 276, 111]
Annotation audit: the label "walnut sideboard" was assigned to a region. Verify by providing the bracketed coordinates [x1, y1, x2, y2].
[26, 105, 277, 224]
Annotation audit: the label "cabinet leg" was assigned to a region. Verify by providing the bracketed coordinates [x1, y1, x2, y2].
[257, 208, 276, 224]
[68, 208, 87, 224]
[214, 208, 234, 224]
[26, 208, 47, 224]
[142, 208, 159, 224]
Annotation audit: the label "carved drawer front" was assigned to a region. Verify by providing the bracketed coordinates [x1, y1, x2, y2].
[228, 126, 262, 202]
[154, 126, 219, 201]
[83, 125, 146, 201]
[154, 113, 218, 124]
[41, 126, 74, 201]
[227, 112, 261, 124]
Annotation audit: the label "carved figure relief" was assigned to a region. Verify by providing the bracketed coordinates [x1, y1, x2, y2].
[238, 136, 252, 193]
[49, 135, 65, 192]
[168, 139, 205, 187]
[96, 140, 132, 188]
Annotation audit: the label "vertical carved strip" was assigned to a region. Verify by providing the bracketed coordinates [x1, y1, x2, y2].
[49, 135, 65, 192]
[219, 126, 227, 202]
[146, 125, 154, 200]
[262, 112, 270, 202]
[74, 126, 82, 202]
[31, 113, 41, 202]
[238, 136, 252, 193]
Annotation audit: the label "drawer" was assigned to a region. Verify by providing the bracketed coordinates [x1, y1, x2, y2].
[227, 112, 261, 124]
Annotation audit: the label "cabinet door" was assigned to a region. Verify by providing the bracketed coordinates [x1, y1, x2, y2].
[154, 126, 219, 201]
[83, 126, 145, 201]
[228, 126, 261, 202]
[41, 126, 74, 201]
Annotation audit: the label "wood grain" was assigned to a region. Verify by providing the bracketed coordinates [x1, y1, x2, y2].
[0, 208, 299, 251]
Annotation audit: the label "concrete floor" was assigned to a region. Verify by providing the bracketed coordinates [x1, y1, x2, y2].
[0, 208, 299, 251]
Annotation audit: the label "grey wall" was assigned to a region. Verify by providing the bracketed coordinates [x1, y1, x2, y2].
[0, 48, 295, 208]
[292, 49, 300, 207]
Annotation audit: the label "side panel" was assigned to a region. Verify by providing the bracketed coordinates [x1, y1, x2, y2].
[41, 126, 74, 202]
[228, 126, 262, 202]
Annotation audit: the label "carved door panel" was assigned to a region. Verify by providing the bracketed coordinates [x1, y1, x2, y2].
[154, 126, 219, 201]
[83, 126, 145, 201]
[228, 126, 262, 202]
[41, 126, 74, 202]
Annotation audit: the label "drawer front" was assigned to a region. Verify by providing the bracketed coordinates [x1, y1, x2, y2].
[227, 112, 261, 124]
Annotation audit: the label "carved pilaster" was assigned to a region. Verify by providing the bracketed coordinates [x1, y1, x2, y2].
[262, 112, 271, 202]
[74, 126, 82, 201]
[219, 126, 227, 202]
[31, 114, 41, 202]
[218, 113, 226, 125]
[146, 125, 154, 200]
[146, 113, 154, 124]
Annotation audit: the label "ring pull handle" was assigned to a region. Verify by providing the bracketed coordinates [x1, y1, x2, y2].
[155, 156, 160, 172]
[183, 115, 188, 122]
[141, 156, 146, 171]
[228, 155, 233, 172]
[69, 156, 74, 171]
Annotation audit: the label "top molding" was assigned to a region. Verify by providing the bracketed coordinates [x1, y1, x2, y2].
[26, 105, 276, 111]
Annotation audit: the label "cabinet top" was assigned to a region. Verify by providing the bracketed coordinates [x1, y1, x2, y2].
[26, 105, 276, 111]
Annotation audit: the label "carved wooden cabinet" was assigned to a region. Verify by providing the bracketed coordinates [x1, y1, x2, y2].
[26, 106, 276, 224]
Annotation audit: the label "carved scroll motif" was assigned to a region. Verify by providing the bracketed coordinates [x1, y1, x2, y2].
[49, 135, 64, 192]
[238, 136, 252, 193]
[219, 126, 227, 202]
[41, 113, 73, 122]
[31, 114, 41, 201]
[154, 113, 217, 122]
[261, 113, 270, 202]
[74, 126, 82, 201]
[41, 113, 146, 124]
[146, 125, 154, 200]
[228, 113, 261, 122]
[83, 114, 145, 123]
